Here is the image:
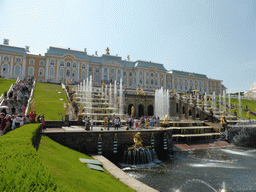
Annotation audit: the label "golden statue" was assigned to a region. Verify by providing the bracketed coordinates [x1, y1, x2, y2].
[195, 92, 197, 97]
[66, 79, 69, 86]
[30, 99, 35, 112]
[246, 111, 250, 120]
[174, 89, 176, 95]
[79, 104, 83, 115]
[220, 115, 226, 124]
[101, 82, 104, 89]
[133, 132, 143, 148]
[201, 100, 204, 110]
[118, 96, 120, 104]
[136, 88, 145, 95]
[106, 47, 110, 54]
[164, 114, 169, 124]
[65, 100, 69, 115]
[131, 106, 135, 116]
[72, 94, 76, 102]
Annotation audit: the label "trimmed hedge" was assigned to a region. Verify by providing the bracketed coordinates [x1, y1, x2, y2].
[0, 124, 60, 191]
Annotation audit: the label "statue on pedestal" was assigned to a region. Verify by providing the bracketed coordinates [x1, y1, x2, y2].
[65, 100, 69, 115]
[131, 105, 135, 117]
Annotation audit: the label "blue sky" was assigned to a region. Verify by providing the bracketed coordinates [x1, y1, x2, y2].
[0, 0, 255, 93]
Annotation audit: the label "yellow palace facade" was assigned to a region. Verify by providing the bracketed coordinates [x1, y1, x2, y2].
[0, 39, 226, 94]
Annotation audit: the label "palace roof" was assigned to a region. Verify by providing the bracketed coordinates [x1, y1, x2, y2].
[0, 44, 27, 54]
[169, 70, 208, 79]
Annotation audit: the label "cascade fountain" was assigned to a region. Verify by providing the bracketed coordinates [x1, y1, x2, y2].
[154, 87, 170, 120]
[122, 132, 159, 165]
[223, 90, 226, 109]
[74, 77, 124, 122]
[204, 92, 207, 111]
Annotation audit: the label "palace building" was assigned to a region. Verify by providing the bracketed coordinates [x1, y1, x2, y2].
[0, 39, 226, 95]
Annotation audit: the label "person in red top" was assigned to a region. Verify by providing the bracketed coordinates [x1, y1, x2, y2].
[0, 113, 10, 136]
[22, 105, 26, 115]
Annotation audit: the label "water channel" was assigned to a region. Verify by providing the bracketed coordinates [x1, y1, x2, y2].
[122, 146, 256, 192]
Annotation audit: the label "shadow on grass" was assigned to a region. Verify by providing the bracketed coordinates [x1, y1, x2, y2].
[32, 124, 42, 151]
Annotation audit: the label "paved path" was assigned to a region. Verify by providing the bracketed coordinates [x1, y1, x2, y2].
[92, 155, 158, 192]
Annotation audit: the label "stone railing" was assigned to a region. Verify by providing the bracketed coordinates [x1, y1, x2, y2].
[25, 80, 36, 116]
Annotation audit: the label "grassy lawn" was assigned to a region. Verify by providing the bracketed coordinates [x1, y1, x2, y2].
[0, 124, 134, 192]
[38, 136, 134, 192]
[0, 78, 16, 96]
[33, 82, 67, 120]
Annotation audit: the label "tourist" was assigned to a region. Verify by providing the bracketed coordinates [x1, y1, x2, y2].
[11, 105, 16, 115]
[11, 115, 16, 129]
[0, 113, 10, 136]
[90, 118, 94, 131]
[156, 117, 160, 127]
[134, 118, 138, 129]
[85, 120, 90, 131]
[145, 117, 149, 129]
[129, 116, 133, 129]
[107, 118, 110, 131]
[114, 117, 120, 130]
[140, 116, 145, 129]
[150, 117, 154, 127]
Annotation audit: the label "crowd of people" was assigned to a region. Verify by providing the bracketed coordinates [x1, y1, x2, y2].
[0, 79, 44, 136]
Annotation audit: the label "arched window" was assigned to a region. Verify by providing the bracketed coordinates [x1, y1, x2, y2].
[60, 68, 64, 76]
[96, 68, 99, 73]
[168, 82, 171, 88]
[104, 68, 108, 73]
[40, 60, 45, 66]
[39, 68, 44, 76]
[123, 71, 126, 76]
[123, 77, 126, 83]
[2, 64, 9, 74]
[129, 78, 132, 85]
[151, 79, 154, 85]
[66, 62, 71, 67]
[60, 61, 64, 66]
[161, 80, 164, 86]
[14, 65, 21, 75]
[117, 76, 120, 83]
[146, 72, 149, 77]
[111, 75, 114, 82]
[73, 63, 77, 68]
[139, 78, 143, 84]
[29, 59, 35, 65]
[16, 58, 21, 63]
[81, 70, 86, 79]
[117, 70, 121, 75]
[139, 71, 142, 76]
[151, 73, 154, 77]
[95, 74, 100, 82]
[49, 67, 54, 76]
[28, 67, 34, 76]
[104, 75, 107, 82]
[146, 78, 149, 84]
[111, 69, 114, 74]
[72, 70, 77, 77]
[129, 72, 132, 77]
[89, 67, 92, 72]
[155, 73, 158, 78]
[50, 59, 55, 65]
[82, 63, 86, 69]
[155, 79, 158, 85]
[66, 69, 70, 76]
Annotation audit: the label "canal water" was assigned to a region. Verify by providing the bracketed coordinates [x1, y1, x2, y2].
[122, 146, 256, 192]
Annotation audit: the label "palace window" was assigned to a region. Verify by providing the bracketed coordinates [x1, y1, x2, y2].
[16, 57, 21, 63]
[3, 56, 9, 61]
[60, 68, 64, 76]
[168, 82, 171, 88]
[72, 70, 77, 77]
[28, 67, 34, 76]
[96, 68, 99, 73]
[185, 86, 187, 90]
[89, 67, 92, 72]
[67, 62, 71, 67]
[66, 69, 70, 76]
[123, 77, 126, 83]
[168, 76, 170, 81]
[140, 71, 142, 76]
[2, 64, 9, 73]
[123, 71, 126, 76]
[104, 75, 107, 82]
[39, 68, 44, 76]
[117, 76, 121, 83]
[129, 78, 132, 85]
[161, 74, 164, 79]
[151, 79, 154, 85]
[210, 82, 212, 86]
[29, 59, 35, 65]
[155, 79, 158, 85]
[185, 79, 187, 83]
[82, 63, 86, 69]
[50, 59, 55, 65]
[111, 75, 114, 82]
[118, 70, 121, 75]
[161, 80, 164, 86]
[151, 73, 154, 77]
[180, 85, 183, 90]
[111, 69, 114, 74]
[180, 79, 182, 82]
[49, 67, 54, 76]
[175, 84, 178, 89]
[14, 65, 21, 75]
[139, 78, 143, 84]
[40, 60, 45, 66]
[81, 71, 86, 79]
[146, 78, 149, 84]
[146, 72, 149, 77]
[155, 73, 158, 78]
[73, 63, 77, 68]
[95, 74, 100, 82]
[104, 68, 107, 73]
[129, 72, 132, 77]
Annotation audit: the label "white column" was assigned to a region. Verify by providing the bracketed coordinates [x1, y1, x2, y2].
[22, 56, 26, 79]
[10, 56, 13, 78]
[77, 62, 80, 80]
[101, 66, 104, 81]
[87, 63, 89, 79]
[45, 58, 49, 80]
[136, 70, 139, 86]
[56, 59, 60, 81]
